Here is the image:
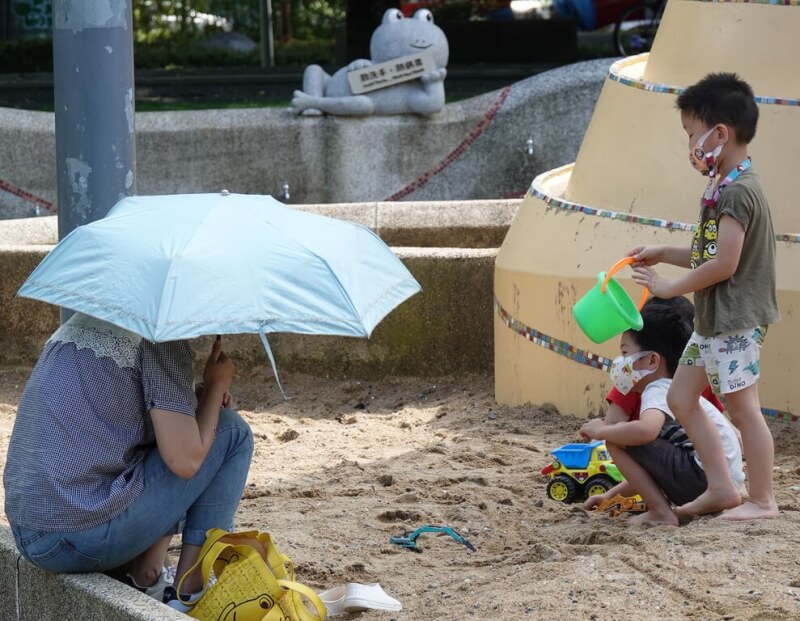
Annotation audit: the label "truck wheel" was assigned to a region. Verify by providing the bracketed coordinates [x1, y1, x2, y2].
[584, 475, 616, 499]
[547, 474, 579, 503]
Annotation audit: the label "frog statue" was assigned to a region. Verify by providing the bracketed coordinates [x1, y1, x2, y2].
[291, 8, 449, 116]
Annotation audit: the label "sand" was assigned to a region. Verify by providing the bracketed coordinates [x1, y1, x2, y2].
[2, 364, 800, 620]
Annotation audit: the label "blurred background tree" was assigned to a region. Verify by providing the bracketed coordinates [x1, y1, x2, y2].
[0, 0, 348, 71]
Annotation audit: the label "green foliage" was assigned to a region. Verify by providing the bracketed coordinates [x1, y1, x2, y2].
[134, 38, 259, 69]
[292, 0, 346, 40]
[274, 37, 336, 66]
[0, 2, 342, 72]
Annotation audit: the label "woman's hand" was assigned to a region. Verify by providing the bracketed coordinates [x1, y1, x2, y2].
[195, 382, 234, 409]
[203, 336, 234, 396]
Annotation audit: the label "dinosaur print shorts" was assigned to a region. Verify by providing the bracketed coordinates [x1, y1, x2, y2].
[679, 326, 767, 395]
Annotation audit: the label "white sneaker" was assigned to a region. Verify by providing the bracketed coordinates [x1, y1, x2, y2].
[163, 586, 204, 613]
[125, 566, 174, 602]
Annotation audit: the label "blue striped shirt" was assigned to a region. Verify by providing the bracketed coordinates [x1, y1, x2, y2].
[3, 314, 197, 531]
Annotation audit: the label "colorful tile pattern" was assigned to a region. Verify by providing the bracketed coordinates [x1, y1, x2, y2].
[529, 173, 800, 243]
[695, 0, 800, 6]
[494, 296, 614, 372]
[495, 297, 798, 423]
[608, 59, 800, 107]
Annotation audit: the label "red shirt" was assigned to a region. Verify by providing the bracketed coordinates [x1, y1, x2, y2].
[606, 386, 723, 421]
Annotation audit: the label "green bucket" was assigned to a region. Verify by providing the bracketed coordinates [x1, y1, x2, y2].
[573, 257, 649, 344]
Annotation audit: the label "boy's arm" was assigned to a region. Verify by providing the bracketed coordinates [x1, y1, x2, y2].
[580, 409, 664, 446]
[632, 215, 745, 298]
[629, 244, 692, 268]
[604, 402, 629, 425]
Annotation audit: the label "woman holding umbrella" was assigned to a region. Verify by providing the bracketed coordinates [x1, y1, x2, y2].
[3, 316, 253, 605]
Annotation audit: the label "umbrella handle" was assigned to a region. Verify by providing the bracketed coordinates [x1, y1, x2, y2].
[259, 328, 288, 401]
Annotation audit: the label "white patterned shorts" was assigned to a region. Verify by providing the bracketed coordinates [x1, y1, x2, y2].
[679, 326, 767, 395]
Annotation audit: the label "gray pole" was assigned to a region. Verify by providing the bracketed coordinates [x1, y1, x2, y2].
[53, 1, 136, 321]
[53, 0, 136, 239]
[259, 0, 275, 68]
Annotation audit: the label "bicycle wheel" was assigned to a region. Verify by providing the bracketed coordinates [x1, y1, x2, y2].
[613, 3, 661, 56]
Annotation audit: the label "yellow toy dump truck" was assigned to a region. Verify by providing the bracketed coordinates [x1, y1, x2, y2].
[540, 440, 624, 503]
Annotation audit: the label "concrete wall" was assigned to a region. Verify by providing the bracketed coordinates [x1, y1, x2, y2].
[0, 201, 513, 375]
[0, 59, 612, 215]
[0, 526, 185, 621]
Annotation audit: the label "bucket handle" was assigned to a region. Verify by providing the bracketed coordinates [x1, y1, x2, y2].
[600, 257, 649, 310]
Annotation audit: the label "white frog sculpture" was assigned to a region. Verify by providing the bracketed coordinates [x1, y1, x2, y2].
[291, 8, 449, 116]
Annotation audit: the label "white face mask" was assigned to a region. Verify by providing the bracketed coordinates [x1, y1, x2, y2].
[609, 351, 655, 395]
[689, 126, 723, 176]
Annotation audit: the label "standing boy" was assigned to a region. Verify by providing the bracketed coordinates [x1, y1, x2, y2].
[630, 73, 780, 520]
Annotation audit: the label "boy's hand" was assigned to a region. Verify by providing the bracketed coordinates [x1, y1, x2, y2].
[632, 265, 676, 298]
[628, 245, 663, 266]
[583, 492, 608, 511]
[580, 418, 606, 440]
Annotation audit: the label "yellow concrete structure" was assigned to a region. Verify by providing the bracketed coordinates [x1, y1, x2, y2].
[495, 0, 800, 420]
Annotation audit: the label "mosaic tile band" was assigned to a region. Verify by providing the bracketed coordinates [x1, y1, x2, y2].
[528, 171, 800, 244]
[384, 85, 512, 202]
[608, 58, 800, 107]
[495, 297, 799, 423]
[494, 297, 614, 372]
[693, 0, 800, 6]
[0, 178, 56, 213]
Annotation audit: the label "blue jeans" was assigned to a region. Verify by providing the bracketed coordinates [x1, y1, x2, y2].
[10, 408, 253, 573]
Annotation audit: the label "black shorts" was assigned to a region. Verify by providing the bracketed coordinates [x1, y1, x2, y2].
[625, 438, 708, 506]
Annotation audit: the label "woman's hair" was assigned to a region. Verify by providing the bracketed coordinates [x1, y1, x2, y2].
[675, 72, 759, 144]
[626, 297, 694, 376]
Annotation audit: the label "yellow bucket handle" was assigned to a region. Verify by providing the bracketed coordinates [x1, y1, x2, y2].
[600, 257, 649, 310]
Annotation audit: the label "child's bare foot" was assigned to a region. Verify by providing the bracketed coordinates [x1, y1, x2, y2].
[675, 488, 741, 516]
[720, 499, 779, 521]
[627, 510, 678, 527]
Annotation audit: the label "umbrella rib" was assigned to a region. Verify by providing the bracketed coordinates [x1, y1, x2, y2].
[151, 197, 224, 335]
[278, 243, 364, 327]
[350, 276, 421, 336]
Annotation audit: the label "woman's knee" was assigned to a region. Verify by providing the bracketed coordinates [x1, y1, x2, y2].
[218, 408, 251, 434]
[217, 408, 254, 454]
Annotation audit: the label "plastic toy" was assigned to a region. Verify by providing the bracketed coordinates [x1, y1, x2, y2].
[389, 525, 476, 553]
[596, 494, 647, 516]
[540, 440, 624, 503]
[572, 256, 649, 344]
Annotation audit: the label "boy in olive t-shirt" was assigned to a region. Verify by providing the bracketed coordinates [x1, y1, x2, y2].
[628, 73, 780, 521]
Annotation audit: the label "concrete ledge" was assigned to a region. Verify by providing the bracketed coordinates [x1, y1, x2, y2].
[0, 237, 497, 375]
[0, 199, 520, 249]
[0, 525, 184, 621]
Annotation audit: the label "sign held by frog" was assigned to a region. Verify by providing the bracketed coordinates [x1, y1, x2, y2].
[291, 8, 449, 117]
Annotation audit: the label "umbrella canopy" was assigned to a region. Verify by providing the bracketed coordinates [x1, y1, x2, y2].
[19, 192, 421, 393]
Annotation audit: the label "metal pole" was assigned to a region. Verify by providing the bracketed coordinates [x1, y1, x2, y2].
[53, 0, 136, 320]
[260, 0, 275, 68]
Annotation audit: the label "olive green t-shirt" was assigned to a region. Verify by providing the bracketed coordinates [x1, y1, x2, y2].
[690, 168, 780, 336]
